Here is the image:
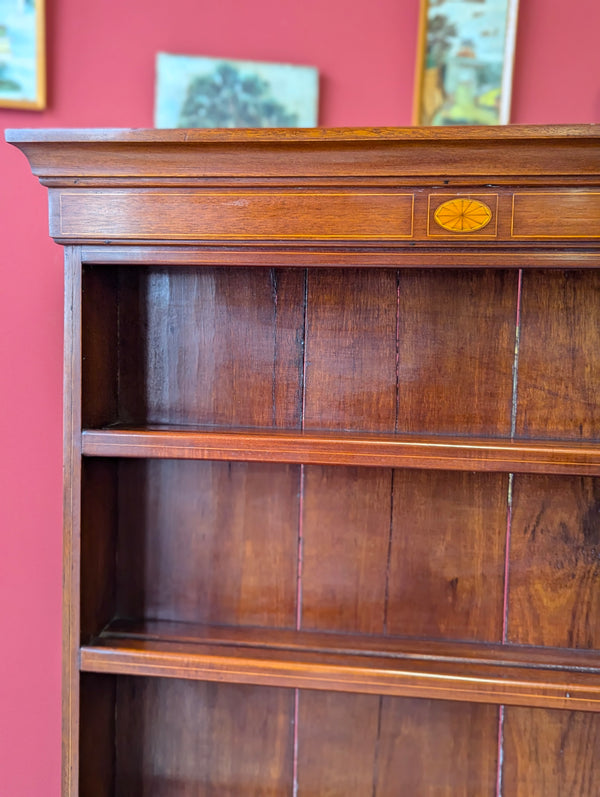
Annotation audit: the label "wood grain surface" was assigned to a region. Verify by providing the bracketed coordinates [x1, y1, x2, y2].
[375, 697, 498, 796]
[82, 426, 600, 476]
[386, 470, 507, 642]
[79, 674, 116, 797]
[118, 266, 305, 428]
[297, 691, 380, 795]
[507, 474, 600, 649]
[396, 269, 516, 436]
[300, 465, 392, 634]
[503, 707, 600, 796]
[80, 459, 117, 642]
[81, 265, 118, 427]
[115, 678, 293, 796]
[516, 270, 600, 441]
[303, 269, 398, 432]
[116, 459, 299, 628]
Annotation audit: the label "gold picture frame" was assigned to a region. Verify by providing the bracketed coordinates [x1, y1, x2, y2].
[0, 0, 46, 110]
[413, 0, 519, 126]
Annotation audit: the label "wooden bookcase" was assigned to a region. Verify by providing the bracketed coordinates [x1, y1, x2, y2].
[7, 126, 600, 795]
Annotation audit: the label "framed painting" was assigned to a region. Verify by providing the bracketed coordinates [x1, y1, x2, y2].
[155, 53, 319, 128]
[413, 0, 519, 126]
[0, 0, 45, 109]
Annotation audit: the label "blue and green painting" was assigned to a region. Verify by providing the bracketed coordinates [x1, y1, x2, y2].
[155, 53, 319, 128]
[0, 0, 39, 103]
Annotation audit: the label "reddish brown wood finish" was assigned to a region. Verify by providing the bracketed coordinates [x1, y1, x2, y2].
[300, 465, 392, 634]
[80, 625, 600, 711]
[304, 269, 398, 432]
[115, 459, 299, 628]
[80, 459, 117, 641]
[116, 266, 305, 428]
[115, 678, 294, 796]
[507, 474, 600, 649]
[297, 691, 380, 795]
[386, 470, 507, 642]
[7, 126, 600, 795]
[82, 427, 600, 475]
[502, 707, 600, 797]
[516, 270, 600, 441]
[375, 697, 498, 796]
[395, 269, 517, 436]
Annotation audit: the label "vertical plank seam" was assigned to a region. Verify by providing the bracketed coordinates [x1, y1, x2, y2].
[383, 469, 395, 636]
[496, 705, 505, 797]
[301, 268, 308, 430]
[497, 269, 521, 797]
[510, 269, 523, 438]
[504, 266, 522, 646]
[296, 466, 305, 632]
[292, 688, 300, 797]
[297, 267, 308, 628]
[271, 268, 278, 428]
[292, 269, 309, 797]
[502, 473, 514, 643]
[383, 269, 401, 633]
[497, 472, 513, 797]
[371, 694, 385, 797]
[372, 270, 401, 797]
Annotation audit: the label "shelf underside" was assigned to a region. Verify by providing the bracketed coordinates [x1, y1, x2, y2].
[82, 427, 600, 475]
[80, 620, 600, 712]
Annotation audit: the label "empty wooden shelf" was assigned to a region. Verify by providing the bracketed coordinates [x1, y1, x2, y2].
[7, 125, 600, 796]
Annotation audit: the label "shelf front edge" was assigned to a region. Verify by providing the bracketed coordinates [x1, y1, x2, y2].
[79, 642, 600, 712]
[81, 429, 600, 475]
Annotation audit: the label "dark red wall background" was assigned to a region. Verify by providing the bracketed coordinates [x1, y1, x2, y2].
[1, 0, 598, 793]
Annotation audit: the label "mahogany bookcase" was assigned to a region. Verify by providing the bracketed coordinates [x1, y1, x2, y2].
[7, 126, 600, 795]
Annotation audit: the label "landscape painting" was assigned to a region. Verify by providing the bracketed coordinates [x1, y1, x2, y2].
[0, 0, 45, 109]
[413, 0, 519, 125]
[155, 53, 319, 129]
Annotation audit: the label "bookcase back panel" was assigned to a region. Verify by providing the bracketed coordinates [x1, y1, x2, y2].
[82, 266, 523, 436]
[115, 678, 294, 796]
[303, 269, 399, 432]
[81, 675, 501, 797]
[300, 465, 393, 635]
[79, 672, 600, 797]
[88, 458, 510, 643]
[79, 456, 600, 649]
[297, 690, 499, 796]
[386, 469, 508, 642]
[82, 265, 600, 441]
[300, 466, 508, 641]
[393, 269, 517, 436]
[516, 270, 600, 441]
[115, 459, 300, 628]
[503, 706, 600, 797]
[116, 267, 306, 429]
[507, 473, 600, 649]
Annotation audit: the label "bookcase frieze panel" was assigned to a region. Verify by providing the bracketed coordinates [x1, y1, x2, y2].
[53, 187, 600, 245]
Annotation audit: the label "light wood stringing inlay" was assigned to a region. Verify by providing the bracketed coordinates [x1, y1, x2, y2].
[57, 190, 416, 240]
[511, 193, 600, 238]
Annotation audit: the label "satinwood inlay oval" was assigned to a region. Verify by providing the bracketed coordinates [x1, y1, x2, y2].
[434, 198, 493, 233]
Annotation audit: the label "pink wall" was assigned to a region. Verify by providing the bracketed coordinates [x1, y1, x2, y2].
[1, 0, 598, 793]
